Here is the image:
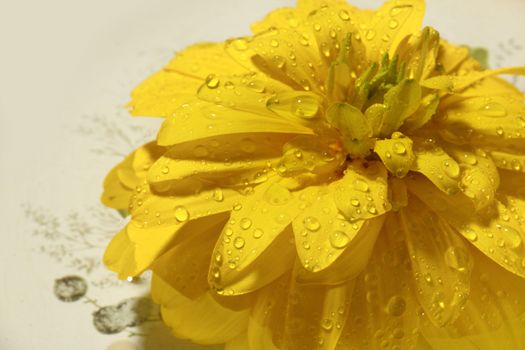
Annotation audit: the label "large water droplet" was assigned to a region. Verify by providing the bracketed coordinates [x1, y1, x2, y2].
[240, 217, 252, 230]
[392, 142, 406, 155]
[441, 159, 460, 178]
[233, 237, 245, 249]
[174, 206, 189, 222]
[386, 295, 406, 316]
[213, 189, 224, 202]
[292, 96, 319, 118]
[353, 178, 369, 192]
[303, 216, 321, 231]
[498, 224, 522, 249]
[329, 230, 351, 249]
[338, 9, 350, 21]
[205, 74, 220, 89]
[444, 246, 469, 272]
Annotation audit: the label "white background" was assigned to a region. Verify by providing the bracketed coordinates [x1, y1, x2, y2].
[0, 0, 524, 349]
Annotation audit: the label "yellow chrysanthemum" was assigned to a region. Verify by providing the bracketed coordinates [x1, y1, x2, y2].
[101, 1, 525, 349]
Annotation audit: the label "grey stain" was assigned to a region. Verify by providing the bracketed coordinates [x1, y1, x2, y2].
[54, 275, 88, 302]
[93, 297, 158, 334]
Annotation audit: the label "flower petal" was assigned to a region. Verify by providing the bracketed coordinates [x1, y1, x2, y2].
[281, 266, 354, 350]
[225, 332, 251, 350]
[209, 179, 308, 295]
[152, 273, 249, 345]
[408, 175, 525, 279]
[444, 145, 500, 211]
[333, 160, 391, 221]
[292, 185, 365, 273]
[157, 99, 314, 146]
[400, 198, 472, 327]
[421, 247, 525, 350]
[436, 40, 470, 74]
[336, 214, 420, 350]
[363, 0, 426, 62]
[410, 138, 460, 194]
[101, 166, 133, 210]
[374, 132, 416, 178]
[151, 215, 227, 299]
[438, 95, 525, 151]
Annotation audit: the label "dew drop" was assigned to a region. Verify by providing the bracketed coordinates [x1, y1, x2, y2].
[270, 39, 280, 48]
[193, 145, 209, 158]
[303, 216, 321, 231]
[232, 39, 248, 51]
[444, 246, 469, 272]
[389, 19, 399, 29]
[240, 217, 252, 230]
[353, 178, 369, 192]
[161, 166, 170, 174]
[292, 95, 319, 118]
[386, 295, 406, 316]
[253, 228, 264, 239]
[365, 29, 376, 41]
[205, 74, 220, 89]
[511, 159, 522, 171]
[392, 142, 406, 155]
[233, 237, 245, 249]
[330, 230, 351, 249]
[313, 23, 322, 32]
[321, 318, 333, 331]
[499, 225, 522, 249]
[174, 206, 189, 222]
[213, 189, 224, 202]
[496, 127, 504, 136]
[338, 9, 350, 21]
[351, 199, 360, 207]
[441, 159, 460, 178]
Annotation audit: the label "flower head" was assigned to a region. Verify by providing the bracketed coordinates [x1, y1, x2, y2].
[102, 0, 525, 349]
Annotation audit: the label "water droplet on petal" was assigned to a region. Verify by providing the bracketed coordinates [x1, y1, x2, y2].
[329, 231, 351, 249]
[338, 9, 350, 21]
[213, 189, 224, 202]
[321, 318, 333, 331]
[205, 74, 220, 89]
[386, 295, 406, 316]
[233, 237, 245, 249]
[365, 29, 376, 40]
[240, 217, 252, 230]
[174, 206, 189, 222]
[161, 166, 170, 174]
[392, 142, 406, 155]
[292, 95, 319, 118]
[353, 179, 369, 192]
[389, 19, 399, 29]
[444, 246, 469, 272]
[253, 228, 264, 239]
[303, 216, 321, 231]
[441, 159, 460, 178]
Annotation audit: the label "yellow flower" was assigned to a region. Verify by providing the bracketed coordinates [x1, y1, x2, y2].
[101, 0, 525, 349]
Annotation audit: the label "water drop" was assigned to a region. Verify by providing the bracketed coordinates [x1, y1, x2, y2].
[321, 318, 333, 331]
[233, 237, 245, 249]
[338, 9, 350, 21]
[213, 189, 224, 202]
[441, 159, 460, 178]
[303, 216, 321, 231]
[330, 230, 351, 249]
[240, 218, 252, 230]
[386, 295, 406, 316]
[353, 178, 369, 192]
[351, 198, 360, 207]
[389, 19, 399, 29]
[270, 39, 279, 48]
[313, 23, 321, 32]
[392, 142, 406, 155]
[253, 228, 264, 239]
[444, 246, 470, 272]
[161, 166, 170, 174]
[365, 30, 376, 40]
[273, 55, 286, 69]
[291, 95, 319, 118]
[174, 206, 189, 222]
[193, 145, 210, 158]
[496, 127, 504, 136]
[205, 74, 220, 89]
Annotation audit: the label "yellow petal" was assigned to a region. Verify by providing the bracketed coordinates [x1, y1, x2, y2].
[436, 40, 470, 74]
[103, 226, 137, 277]
[333, 160, 391, 221]
[438, 95, 525, 151]
[247, 27, 324, 93]
[421, 247, 525, 350]
[101, 166, 133, 210]
[445, 146, 500, 210]
[378, 78, 422, 137]
[362, 0, 426, 62]
[408, 175, 525, 279]
[208, 179, 308, 295]
[292, 185, 365, 273]
[421, 66, 525, 92]
[152, 273, 249, 345]
[129, 70, 201, 118]
[295, 215, 385, 285]
[395, 27, 441, 80]
[157, 99, 314, 146]
[225, 332, 251, 350]
[374, 132, 416, 178]
[490, 150, 525, 173]
[164, 42, 247, 79]
[401, 93, 439, 132]
[411, 138, 460, 194]
[337, 214, 420, 350]
[400, 198, 472, 327]
[151, 215, 226, 299]
[280, 264, 354, 350]
[101, 142, 165, 209]
[247, 273, 289, 350]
